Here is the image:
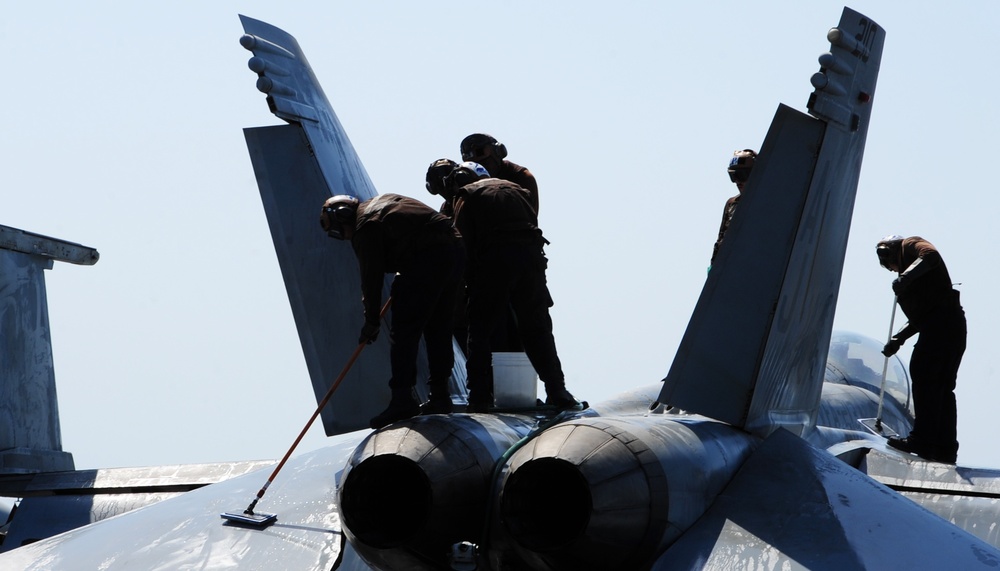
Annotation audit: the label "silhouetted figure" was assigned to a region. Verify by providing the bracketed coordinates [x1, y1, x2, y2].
[876, 235, 965, 463]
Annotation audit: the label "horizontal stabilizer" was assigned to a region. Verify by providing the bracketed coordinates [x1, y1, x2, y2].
[865, 448, 1000, 547]
[0, 460, 274, 553]
[654, 430, 1000, 569]
[0, 438, 366, 568]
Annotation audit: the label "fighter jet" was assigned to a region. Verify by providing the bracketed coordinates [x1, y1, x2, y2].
[2, 6, 1000, 570]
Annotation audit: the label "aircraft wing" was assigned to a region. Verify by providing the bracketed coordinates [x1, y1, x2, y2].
[7, 8, 1000, 571]
[864, 449, 1000, 548]
[0, 460, 273, 551]
[0, 434, 373, 570]
[653, 430, 1000, 569]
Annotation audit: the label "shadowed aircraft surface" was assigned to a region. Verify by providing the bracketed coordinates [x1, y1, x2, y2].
[2, 7, 1000, 570]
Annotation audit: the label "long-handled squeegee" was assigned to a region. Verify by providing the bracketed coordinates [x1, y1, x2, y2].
[860, 295, 899, 438]
[221, 298, 392, 527]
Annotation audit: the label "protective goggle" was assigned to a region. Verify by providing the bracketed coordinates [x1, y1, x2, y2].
[461, 145, 489, 161]
[321, 204, 355, 239]
[728, 168, 751, 183]
[875, 245, 899, 269]
[425, 177, 448, 195]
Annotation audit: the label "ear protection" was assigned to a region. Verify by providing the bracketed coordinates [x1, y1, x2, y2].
[426, 158, 458, 195]
[461, 134, 508, 161]
[493, 141, 508, 160]
[319, 195, 359, 239]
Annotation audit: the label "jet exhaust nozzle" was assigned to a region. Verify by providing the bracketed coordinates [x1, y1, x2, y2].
[339, 414, 537, 570]
[496, 417, 757, 569]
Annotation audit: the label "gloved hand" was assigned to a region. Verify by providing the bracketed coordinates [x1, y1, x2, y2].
[891, 277, 906, 295]
[358, 322, 380, 345]
[882, 336, 903, 357]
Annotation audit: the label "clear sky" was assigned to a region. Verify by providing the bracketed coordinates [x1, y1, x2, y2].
[4, 1, 998, 472]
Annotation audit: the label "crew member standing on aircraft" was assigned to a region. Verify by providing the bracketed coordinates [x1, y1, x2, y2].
[426, 158, 469, 357]
[460, 133, 539, 214]
[461, 134, 536, 352]
[710, 149, 757, 267]
[876, 235, 966, 463]
[439, 162, 578, 412]
[320, 194, 464, 428]
[427, 156, 522, 357]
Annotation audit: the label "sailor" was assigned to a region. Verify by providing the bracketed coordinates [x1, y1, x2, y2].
[439, 161, 578, 412]
[460, 135, 536, 353]
[710, 149, 757, 267]
[426, 157, 525, 359]
[426, 158, 471, 359]
[876, 235, 966, 463]
[426, 157, 460, 216]
[460, 133, 539, 214]
[320, 194, 464, 428]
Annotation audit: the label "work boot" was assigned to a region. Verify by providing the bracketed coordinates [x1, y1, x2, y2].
[369, 396, 420, 430]
[421, 379, 453, 415]
[887, 436, 958, 464]
[923, 441, 959, 464]
[886, 436, 920, 455]
[466, 391, 493, 413]
[420, 393, 454, 415]
[923, 446, 958, 464]
[545, 386, 579, 410]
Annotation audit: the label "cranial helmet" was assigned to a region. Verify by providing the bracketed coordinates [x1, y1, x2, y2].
[727, 149, 757, 184]
[459, 161, 490, 178]
[460, 133, 508, 162]
[876, 234, 904, 270]
[444, 162, 490, 194]
[320, 195, 360, 240]
[426, 158, 458, 195]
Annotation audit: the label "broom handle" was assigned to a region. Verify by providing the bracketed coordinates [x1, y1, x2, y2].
[245, 297, 392, 513]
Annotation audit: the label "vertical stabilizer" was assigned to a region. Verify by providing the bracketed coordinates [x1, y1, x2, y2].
[659, 8, 885, 438]
[239, 16, 466, 435]
[0, 225, 97, 473]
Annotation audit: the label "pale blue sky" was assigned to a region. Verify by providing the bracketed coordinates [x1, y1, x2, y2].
[4, 1, 998, 470]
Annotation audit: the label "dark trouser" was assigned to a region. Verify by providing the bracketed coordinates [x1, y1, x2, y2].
[465, 243, 565, 395]
[908, 308, 966, 451]
[388, 241, 464, 394]
[451, 282, 522, 359]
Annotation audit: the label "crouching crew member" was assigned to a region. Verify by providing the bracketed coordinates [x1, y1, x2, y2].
[321, 194, 464, 429]
[440, 161, 578, 412]
[876, 235, 966, 463]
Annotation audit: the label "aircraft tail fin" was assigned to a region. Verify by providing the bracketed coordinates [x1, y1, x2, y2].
[659, 8, 885, 438]
[0, 225, 97, 473]
[239, 16, 466, 436]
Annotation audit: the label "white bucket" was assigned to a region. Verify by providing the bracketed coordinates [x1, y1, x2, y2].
[492, 352, 538, 408]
